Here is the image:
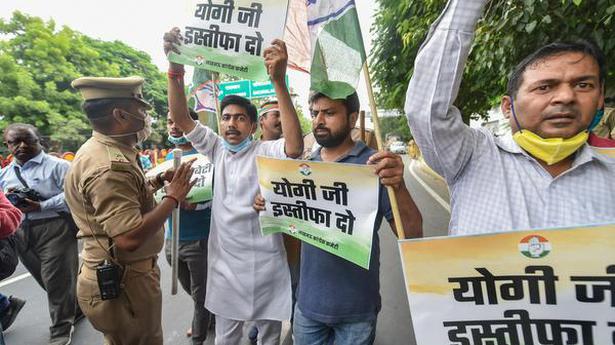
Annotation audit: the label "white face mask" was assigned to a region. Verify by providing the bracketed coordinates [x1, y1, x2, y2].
[108, 110, 152, 144]
[136, 114, 153, 144]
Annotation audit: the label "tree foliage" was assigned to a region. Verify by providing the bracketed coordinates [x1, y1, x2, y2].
[371, 0, 615, 123]
[0, 12, 167, 151]
[380, 115, 412, 142]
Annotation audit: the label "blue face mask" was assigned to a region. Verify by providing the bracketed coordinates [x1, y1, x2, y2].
[588, 109, 605, 132]
[223, 136, 252, 153]
[167, 135, 189, 145]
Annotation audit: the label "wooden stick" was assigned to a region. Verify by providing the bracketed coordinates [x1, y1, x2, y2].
[212, 72, 222, 133]
[362, 63, 406, 240]
[360, 110, 366, 142]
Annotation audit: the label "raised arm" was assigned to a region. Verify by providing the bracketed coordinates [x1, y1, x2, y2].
[404, 0, 488, 181]
[164, 27, 196, 134]
[264, 40, 303, 158]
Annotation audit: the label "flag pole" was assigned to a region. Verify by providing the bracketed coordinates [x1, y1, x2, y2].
[362, 63, 406, 240]
[212, 72, 222, 133]
[360, 110, 366, 142]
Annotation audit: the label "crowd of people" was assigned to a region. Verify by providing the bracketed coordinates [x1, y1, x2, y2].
[0, 1, 614, 345]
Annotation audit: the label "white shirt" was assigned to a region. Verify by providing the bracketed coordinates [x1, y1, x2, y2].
[404, 0, 615, 235]
[186, 123, 292, 320]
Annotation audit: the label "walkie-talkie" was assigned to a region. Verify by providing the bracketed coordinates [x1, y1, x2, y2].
[96, 260, 122, 300]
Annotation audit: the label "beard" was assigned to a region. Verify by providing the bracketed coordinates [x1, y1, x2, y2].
[313, 125, 351, 148]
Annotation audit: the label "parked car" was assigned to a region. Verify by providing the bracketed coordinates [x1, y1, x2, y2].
[389, 141, 408, 154]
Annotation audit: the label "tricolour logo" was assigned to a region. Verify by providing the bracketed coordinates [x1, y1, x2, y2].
[299, 163, 312, 176]
[288, 224, 298, 234]
[518, 235, 551, 259]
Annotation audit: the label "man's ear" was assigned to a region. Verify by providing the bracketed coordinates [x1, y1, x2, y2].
[501, 96, 513, 120]
[251, 121, 258, 134]
[112, 108, 127, 122]
[349, 111, 359, 128]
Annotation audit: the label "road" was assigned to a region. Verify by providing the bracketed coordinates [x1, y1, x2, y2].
[1, 155, 451, 345]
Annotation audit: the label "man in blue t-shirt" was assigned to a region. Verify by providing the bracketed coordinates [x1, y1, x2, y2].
[164, 110, 212, 345]
[255, 91, 423, 345]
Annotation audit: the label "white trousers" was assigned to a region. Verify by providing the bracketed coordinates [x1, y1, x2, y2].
[215, 316, 282, 345]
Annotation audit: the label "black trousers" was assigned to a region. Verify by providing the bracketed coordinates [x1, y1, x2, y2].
[165, 239, 211, 344]
[15, 217, 78, 339]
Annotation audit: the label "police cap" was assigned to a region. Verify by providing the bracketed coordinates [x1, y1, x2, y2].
[71, 76, 152, 109]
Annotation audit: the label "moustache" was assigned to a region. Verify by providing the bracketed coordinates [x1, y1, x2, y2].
[544, 107, 580, 119]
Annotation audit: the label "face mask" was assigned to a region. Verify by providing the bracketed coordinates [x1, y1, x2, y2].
[108, 111, 152, 144]
[588, 109, 605, 132]
[168, 135, 189, 145]
[512, 130, 589, 165]
[223, 136, 252, 153]
[136, 114, 153, 143]
[510, 98, 588, 165]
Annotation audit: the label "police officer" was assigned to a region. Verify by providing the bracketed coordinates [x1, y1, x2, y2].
[64, 76, 196, 345]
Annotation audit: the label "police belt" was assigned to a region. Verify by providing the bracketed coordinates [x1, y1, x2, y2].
[80, 256, 157, 280]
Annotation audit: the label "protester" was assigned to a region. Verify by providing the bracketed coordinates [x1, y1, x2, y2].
[139, 151, 153, 171]
[259, 100, 282, 141]
[588, 106, 615, 147]
[251, 100, 301, 345]
[165, 27, 303, 345]
[0, 190, 24, 345]
[254, 91, 422, 345]
[65, 76, 196, 345]
[405, 0, 615, 235]
[164, 110, 212, 345]
[0, 123, 79, 345]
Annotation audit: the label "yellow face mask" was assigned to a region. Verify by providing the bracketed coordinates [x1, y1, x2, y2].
[512, 130, 589, 165]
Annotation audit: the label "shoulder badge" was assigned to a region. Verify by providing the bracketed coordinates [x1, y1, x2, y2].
[106, 146, 132, 171]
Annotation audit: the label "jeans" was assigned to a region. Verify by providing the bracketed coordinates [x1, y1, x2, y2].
[293, 307, 377, 345]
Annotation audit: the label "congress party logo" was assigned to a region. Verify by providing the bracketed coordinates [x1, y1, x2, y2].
[298, 163, 312, 176]
[288, 224, 298, 234]
[518, 235, 551, 259]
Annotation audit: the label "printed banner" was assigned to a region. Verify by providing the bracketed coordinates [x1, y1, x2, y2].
[398, 224, 615, 345]
[256, 156, 379, 269]
[169, 0, 290, 81]
[146, 153, 213, 203]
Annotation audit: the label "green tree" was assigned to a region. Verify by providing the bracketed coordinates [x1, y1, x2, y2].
[371, 0, 615, 123]
[0, 11, 168, 151]
[380, 115, 412, 142]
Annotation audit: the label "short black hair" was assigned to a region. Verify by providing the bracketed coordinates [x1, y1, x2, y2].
[3, 123, 42, 140]
[220, 95, 257, 122]
[507, 40, 606, 97]
[82, 98, 137, 119]
[309, 91, 360, 115]
[188, 109, 199, 121]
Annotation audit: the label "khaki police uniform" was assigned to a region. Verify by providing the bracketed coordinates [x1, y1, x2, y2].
[64, 77, 165, 345]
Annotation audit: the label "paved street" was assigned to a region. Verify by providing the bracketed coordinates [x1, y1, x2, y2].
[1, 155, 451, 345]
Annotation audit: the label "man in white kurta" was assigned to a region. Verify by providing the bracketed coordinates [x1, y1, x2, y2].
[186, 124, 292, 338]
[164, 30, 304, 345]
